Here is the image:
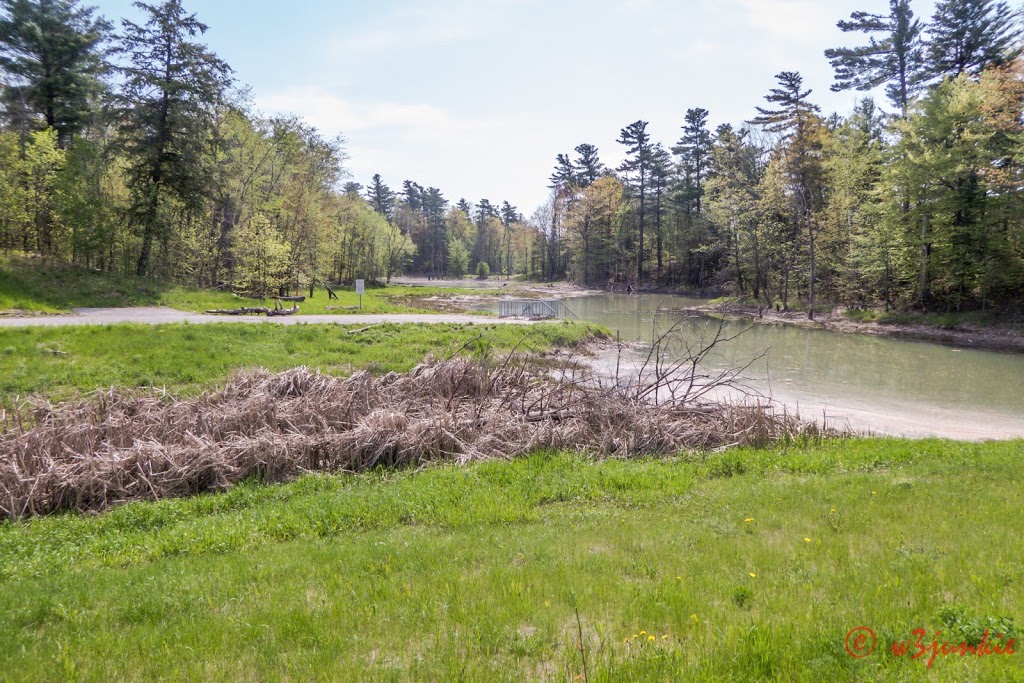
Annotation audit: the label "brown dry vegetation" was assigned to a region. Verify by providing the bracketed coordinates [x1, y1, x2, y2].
[0, 350, 814, 519]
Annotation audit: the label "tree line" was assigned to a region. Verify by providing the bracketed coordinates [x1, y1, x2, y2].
[0, 0, 523, 294]
[3, 0, 1024, 315]
[541, 0, 1024, 316]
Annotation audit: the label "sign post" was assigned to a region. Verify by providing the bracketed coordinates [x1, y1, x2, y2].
[355, 279, 365, 309]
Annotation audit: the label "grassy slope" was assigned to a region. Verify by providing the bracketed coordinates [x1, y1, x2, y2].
[0, 321, 598, 401]
[1, 441, 1023, 681]
[0, 255, 497, 315]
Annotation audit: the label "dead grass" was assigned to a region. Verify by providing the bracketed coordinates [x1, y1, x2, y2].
[0, 353, 815, 519]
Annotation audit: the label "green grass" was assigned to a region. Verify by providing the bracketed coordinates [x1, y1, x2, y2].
[0, 254, 501, 315]
[0, 321, 600, 401]
[844, 308, 1024, 331]
[1, 440, 1023, 681]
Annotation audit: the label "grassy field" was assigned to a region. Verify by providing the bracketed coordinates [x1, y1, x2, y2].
[0, 321, 599, 401]
[0, 255, 499, 315]
[0, 440, 1022, 681]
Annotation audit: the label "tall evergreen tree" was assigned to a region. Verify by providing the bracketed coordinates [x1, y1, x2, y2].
[474, 198, 496, 266]
[402, 179, 422, 210]
[573, 143, 604, 187]
[672, 107, 713, 215]
[617, 119, 653, 281]
[548, 153, 576, 189]
[0, 0, 111, 145]
[927, 0, 1023, 79]
[751, 72, 828, 318]
[365, 173, 395, 221]
[422, 186, 447, 276]
[115, 0, 232, 276]
[455, 198, 471, 216]
[650, 143, 671, 277]
[824, 0, 925, 117]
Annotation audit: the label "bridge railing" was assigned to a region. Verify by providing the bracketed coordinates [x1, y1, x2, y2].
[497, 299, 578, 320]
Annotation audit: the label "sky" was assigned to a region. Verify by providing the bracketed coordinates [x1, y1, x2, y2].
[89, 0, 941, 214]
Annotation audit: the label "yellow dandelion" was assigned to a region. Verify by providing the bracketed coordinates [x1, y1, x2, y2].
[830, 507, 836, 513]
[632, 634, 638, 639]
[662, 634, 669, 640]
[744, 518, 754, 523]
[804, 537, 812, 543]
[640, 630, 647, 635]
[690, 613, 699, 623]
[749, 572, 757, 578]
[648, 635, 656, 642]
[872, 491, 877, 496]
[676, 576, 682, 581]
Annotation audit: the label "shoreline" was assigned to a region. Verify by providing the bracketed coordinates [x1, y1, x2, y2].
[677, 302, 1024, 355]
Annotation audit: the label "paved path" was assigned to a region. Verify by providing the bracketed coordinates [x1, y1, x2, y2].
[0, 307, 534, 328]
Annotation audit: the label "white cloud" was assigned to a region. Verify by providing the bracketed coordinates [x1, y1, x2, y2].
[335, 0, 536, 55]
[734, 0, 839, 47]
[255, 86, 500, 140]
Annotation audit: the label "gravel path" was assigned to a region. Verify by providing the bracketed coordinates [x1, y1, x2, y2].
[0, 307, 535, 328]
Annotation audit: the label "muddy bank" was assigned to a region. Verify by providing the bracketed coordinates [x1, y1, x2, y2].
[684, 303, 1024, 354]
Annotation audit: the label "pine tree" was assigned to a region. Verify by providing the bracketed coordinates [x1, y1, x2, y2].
[927, 0, 1023, 79]
[573, 143, 604, 187]
[473, 198, 496, 267]
[0, 0, 111, 146]
[650, 143, 671, 278]
[751, 72, 829, 318]
[617, 120, 653, 281]
[115, 0, 232, 276]
[672, 108, 713, 215]
[548, 153, 576, 189]
[455, 198, 471, 216]
[365, 173, 395, 221]
[402, 180, 422, 210]
[824, 0, 925, 117]
[421, 186, 447, 276]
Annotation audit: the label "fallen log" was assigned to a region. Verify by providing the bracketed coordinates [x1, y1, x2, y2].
[266, 305, 300, 317]
[206, 307, 270, 316]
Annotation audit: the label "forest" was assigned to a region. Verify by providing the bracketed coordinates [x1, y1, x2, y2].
[2, 0, 1023, 315]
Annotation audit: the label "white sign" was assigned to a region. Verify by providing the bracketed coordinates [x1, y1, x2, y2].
[355, 279, 365, 295]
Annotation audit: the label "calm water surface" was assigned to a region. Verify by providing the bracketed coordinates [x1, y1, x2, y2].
[564, 293, 1024, 440]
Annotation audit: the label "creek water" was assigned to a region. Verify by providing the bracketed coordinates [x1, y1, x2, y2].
[563, 293, 1024, 440]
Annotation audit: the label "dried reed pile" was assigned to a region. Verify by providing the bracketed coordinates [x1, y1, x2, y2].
[0, 350, 809, 519]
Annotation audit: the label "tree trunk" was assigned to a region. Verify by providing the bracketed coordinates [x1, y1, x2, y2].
[808, 222, 816, 321]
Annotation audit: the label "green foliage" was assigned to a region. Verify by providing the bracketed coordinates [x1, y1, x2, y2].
[476, 260, 489, 279]
[0, 320, 600, 401]
[115, 0, 233, 277]
[928, 0, 1023, 79]
[0, 0, 110, 144]
[0, 440, 1022, 680]
[447, 234, 469, 277]
[824, 0, 925, 115]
